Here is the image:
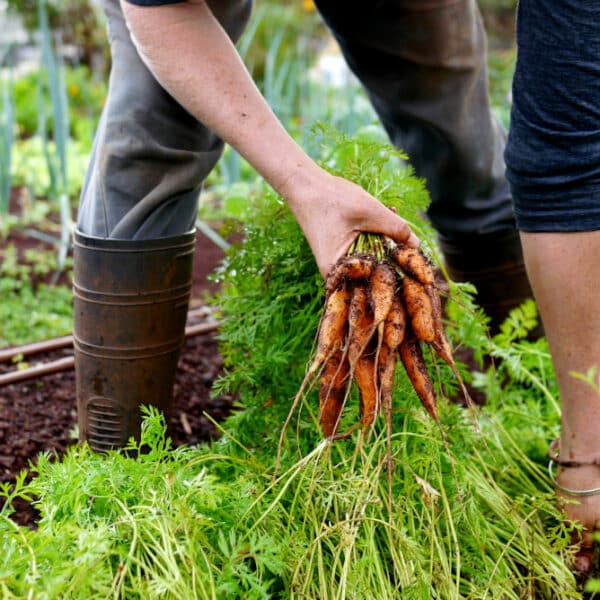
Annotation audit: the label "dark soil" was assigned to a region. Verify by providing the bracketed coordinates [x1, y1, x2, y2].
[0, 223, 234, 526]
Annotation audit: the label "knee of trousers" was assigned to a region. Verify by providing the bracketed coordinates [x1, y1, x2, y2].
[314, 0, 486, 70]
[78, 47, 223, 239]
[79, 0, 253, 240]
[313, 0, 514, 237]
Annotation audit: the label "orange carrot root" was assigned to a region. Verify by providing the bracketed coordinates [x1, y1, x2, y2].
[425, 284, 476, 411]
[319, 350, 350, 438]
[382, 293, 406, 350]
[326, 254, 376, 295]
[389, 243, 435, 286]
[295, 239, 466, 448]
[424, 282, 453, 363]
[347, 284, 375, 369]
[402, 276, 435, 344]
[306, 285, 350, 379]
[399, 329, 442, 429]
[355, 351, 378, 430]
[369, 262, 397, 328]
[378, 340, 398, 510]
[378, 342, 398, 420]
[377, 295, 406, 426]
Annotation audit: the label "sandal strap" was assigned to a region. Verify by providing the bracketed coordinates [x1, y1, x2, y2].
[548, 438, 600, 468]
[548, 439, 600, 497]
[548, 459, 600, 497]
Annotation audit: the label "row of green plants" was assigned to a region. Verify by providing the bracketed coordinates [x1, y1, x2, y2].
[0, 132, 588, 597]
[0, 245, 72, 346]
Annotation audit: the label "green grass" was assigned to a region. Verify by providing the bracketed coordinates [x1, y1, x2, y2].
[487, 47, 516, 129]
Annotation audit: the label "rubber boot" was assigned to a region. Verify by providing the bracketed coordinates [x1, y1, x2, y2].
[439, 229, 543, 337]
[72, 230, 196, 451]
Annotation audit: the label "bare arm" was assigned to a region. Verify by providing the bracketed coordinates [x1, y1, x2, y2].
[121, 0, 419, 277]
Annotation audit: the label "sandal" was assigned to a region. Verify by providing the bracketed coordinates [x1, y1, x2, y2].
[548, 438, 600, 574]
[548, 438, 600, 497]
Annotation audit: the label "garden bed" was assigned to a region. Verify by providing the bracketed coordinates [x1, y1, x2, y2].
[0, 230, 235, 526]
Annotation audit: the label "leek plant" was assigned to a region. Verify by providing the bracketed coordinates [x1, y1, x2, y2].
[37, 0, 71, 272]
[0, 59, 14, 216]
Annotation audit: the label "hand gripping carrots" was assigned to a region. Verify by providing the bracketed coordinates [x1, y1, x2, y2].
[274, 233, 471, 478]
[309, 233, 471, 439]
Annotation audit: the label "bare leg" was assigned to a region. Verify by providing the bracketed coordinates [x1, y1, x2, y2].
[521, 231, 600, 565]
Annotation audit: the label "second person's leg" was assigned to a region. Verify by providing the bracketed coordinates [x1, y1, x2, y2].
[506, 0, 600, 571]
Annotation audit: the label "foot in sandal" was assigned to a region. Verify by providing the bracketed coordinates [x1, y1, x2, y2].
[549, 439, 600, 573]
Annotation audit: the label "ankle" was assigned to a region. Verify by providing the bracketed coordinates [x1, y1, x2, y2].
[549, 439, 600, 498]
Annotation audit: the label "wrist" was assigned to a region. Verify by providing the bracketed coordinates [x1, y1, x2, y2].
[273, 157, 323, 194]
[272, 159, 326, 213]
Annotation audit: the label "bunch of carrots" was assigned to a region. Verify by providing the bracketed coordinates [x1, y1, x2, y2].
[300, 233, 471, 442]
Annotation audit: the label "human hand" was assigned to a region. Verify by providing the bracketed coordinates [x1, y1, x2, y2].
[280, 166, 420, 279]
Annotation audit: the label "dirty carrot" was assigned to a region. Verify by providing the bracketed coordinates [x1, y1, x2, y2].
[326, 254, 376, 296]
[355, 351, 378, 430]
[426, 282, 454, 366]
[369, 262, 396, 328]
[378, 295, 406, 413]
[319, 349, 351, 438]
[276, 284, 351, 475]
[425, 283, 476, 411]
[369, 262, 398, 375]
[388, 242, 435, 286]
[306, 285, 350, 379]
[399, 328, 442, 431]
[347, 284, 375, 369]
[402, 276, 435, 344]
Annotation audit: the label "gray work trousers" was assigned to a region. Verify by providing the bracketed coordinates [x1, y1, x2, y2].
[78, 0, 514, 242]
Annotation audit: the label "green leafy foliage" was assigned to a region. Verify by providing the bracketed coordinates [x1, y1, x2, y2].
[0, 408, 281, 598]
[207, 131, 577, 596]
[11, 135, 89, 200]
[487, 47, 516, 129]
[0, 399, 578, 597]
[6, 0, 108, 70]
[13, 66, 106, 145]
[0, 245, 73, 346]
[0, 73, 14, 214]
[212, 128, 431, 456]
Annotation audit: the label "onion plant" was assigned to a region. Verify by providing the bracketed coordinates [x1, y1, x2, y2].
[0, 61, 14, 216]
[37, 0, 71, 272]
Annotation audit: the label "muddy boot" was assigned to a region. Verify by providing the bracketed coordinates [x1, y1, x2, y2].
[439, 229, 543, 337]
[73, 230, 196, 451]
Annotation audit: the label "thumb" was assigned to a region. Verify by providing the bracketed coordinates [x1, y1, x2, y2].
[367, 206, 420, 249]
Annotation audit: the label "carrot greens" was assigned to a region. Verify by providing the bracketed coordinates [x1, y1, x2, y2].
[0, 132, 579, 598]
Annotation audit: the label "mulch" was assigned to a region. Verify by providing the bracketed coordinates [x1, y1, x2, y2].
[0, 227, 234, 526]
